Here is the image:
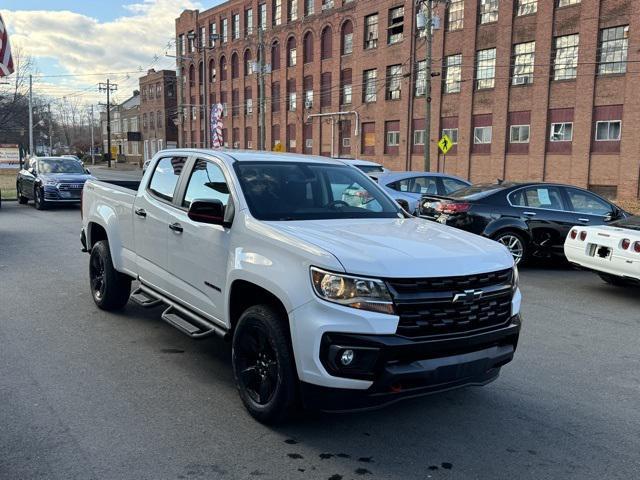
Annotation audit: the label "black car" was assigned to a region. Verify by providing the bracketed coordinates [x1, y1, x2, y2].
[418, 182, 627, 264]
[17, 157, 92, 210]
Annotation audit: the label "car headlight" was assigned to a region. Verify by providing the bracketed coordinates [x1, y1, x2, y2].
[41, 179, 59, 186]
[310, 267, 395, 314]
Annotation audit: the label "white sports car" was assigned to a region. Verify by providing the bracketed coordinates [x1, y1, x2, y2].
[564, 216, 640, 286]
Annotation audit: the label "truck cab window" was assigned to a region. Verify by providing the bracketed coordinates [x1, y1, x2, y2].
[182, 159, 230, 209]
[149, 157, 186, 202]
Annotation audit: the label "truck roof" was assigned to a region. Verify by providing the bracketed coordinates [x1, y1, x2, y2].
[160, 148, 350, 166]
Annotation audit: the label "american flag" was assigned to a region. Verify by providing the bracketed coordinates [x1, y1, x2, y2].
[0, 13, 14, 77]
[211, 103, 224, 148]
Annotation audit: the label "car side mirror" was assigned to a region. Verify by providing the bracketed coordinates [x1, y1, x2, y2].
[188, 199, 228, 226]
[85, 168, 91, 175]
[28, 167, 36, 176]
[396, 198, 410, 212]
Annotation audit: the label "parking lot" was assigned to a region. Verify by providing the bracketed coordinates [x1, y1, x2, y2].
[1, 200, 639, 480]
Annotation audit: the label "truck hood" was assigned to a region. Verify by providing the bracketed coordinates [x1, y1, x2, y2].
[269, 217, 514, 278]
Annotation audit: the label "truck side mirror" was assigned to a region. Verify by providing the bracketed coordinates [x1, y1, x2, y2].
[188, 199, 228, 226]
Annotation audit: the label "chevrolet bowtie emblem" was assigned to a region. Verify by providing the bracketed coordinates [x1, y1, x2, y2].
[452, 289, 483, 304]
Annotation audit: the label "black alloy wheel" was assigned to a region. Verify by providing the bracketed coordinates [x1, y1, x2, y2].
[17, 183, 28, 204]
[90, 251, 106, 302]
[34, 186, 46, 210]
[232, 305, 298, 424]
[88, 240, 132, 310]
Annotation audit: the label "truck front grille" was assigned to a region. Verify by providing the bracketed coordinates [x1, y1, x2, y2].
[386, 269, 514, 338]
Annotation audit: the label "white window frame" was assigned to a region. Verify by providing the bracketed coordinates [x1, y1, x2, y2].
[553, 34, 579, 81]
[413, 129, 426, 146]
[595, 120, 621, 141]
[476, 48, 496, 90]
[342, 137, 351, 148]
[512, 42, 535, 85]
[473, 126, 492, 144]
[516, 0, 537, 15]
[444, 54, 462, 93]
[479, 0, 499, 24]
[386, 131, 400, 147]
[442, 128, 459, 144]
[289, 92, 297, 111]
[550, 122, 573, 142]
[447, 0, 464, 31]
[509, 125, 531, 143]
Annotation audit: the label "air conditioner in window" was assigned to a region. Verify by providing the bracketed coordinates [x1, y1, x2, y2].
[342, 138, 351, 148]
[247, 141, 253, 149]
[513, 76, 530, 85]
[233, 141, 240, 149]
[305, 99, 313, 109]
[305, 139, 313, 149]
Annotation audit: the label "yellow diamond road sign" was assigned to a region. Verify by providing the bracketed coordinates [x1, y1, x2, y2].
[438, 134, 453, 155]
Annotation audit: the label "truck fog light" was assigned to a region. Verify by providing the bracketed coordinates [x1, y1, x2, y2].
[340, 349, 355, 366]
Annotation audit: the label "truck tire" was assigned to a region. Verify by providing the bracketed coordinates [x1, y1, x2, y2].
[232, 305, 299, 424]
[89, 240, 132, 311]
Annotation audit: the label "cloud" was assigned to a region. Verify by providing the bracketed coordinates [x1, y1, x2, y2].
[2, 0, 203, 102]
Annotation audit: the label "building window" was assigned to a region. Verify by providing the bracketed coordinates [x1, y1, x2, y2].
[245, 9, 253, 36]
[595, 120, 621, 141]
[516, 0, 537, 15]
[364, 14, 378, 49]
[444, 54, 462, 93]
[447, 0, 464, 31]
[287, 37, 297, 67]
[341, 69, 352, 105]
[303, 32, 313, 63]
[387, 6, 404, 45]
[271, 41, 281, 70]
[385, 121, 400, 154]
[321, 72, 332, 107]
[342, 21, 353, 55]
[289, 92, 297, 111]
[304, 76, 314, 108]
[321, 26, 333, 59]
[415, 60, 426, 96]
[385, 65, 402, 100]
[476, 48, 496, 90]
[362, 122, 376, 155]
[231, 52, 239, 79]
[363, 69, 377, 103]
[232, 89, 239, 117]
[598, 26, 629, 75]
[512, 41, 535, 85]
[305, 0, 314, 16]
[550, 122, 573, 142]
[510, 125, 530, 143]
[413, 129, 426, 146]
[272, 82, 280, 113]
[553, 34, 579, 81]
[209, 23, 217, 47]
[386, 131, 400, 146]
[558, 0, 580, 6]
[221, 18, 228, 43]
[288, 0, 298, 21]
[232, 13, 240, 40]
[322, 0, 334, 11]
[479, 0, 498, 24]
[259, 3, 267, 30]
[273, 0, 282, 26]
[474, 126, 492, 144]
[442, 128, 459, 144]
[244, 50, 252, 76]
[187, 30, 195, 52]
[245, 87, 253, 114]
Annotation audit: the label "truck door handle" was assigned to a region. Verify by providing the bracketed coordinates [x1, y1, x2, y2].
[578, 218, 590, 223]
[523, 211, 536, 216]
[169, 223, 184, 233]
[134, 208, 147, 218]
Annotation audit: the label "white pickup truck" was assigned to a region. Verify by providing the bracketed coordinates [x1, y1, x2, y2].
[81, 149, 522, 423]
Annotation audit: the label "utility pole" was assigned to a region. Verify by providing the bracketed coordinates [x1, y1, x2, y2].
[47, 103, 53, 154]
[99, 80, 118, 168]
[28, 74, 34, 155]
[423, 0, 433, 172]
[90, 105, 96, 165]
[258, 26, 266, 151]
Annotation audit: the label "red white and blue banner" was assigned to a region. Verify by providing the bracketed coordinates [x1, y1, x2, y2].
[0, 13, 15, 77]
[211, 103, 224, 148]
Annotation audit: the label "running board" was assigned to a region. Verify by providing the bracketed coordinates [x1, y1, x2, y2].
[130, 287, 163, 308]
[136, 284, 227, 340]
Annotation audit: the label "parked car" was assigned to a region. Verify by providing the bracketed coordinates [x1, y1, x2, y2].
[337, 158, 388, 175]
[374, 171, 471, 214]
[81, 150, 522, 423]
[17, 156, 93, 209]
[565, 216, 640, 286]
[418, 182, 627, 265]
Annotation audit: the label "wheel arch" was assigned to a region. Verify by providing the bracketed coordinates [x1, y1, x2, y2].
[228, 280, 290, 338]
[484, 219, 531, 243]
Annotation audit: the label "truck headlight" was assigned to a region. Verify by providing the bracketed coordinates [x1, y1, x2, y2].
[310, 267, 395, 314]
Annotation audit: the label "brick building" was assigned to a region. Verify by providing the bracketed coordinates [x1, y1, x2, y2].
[139, 69, 179, 162]
[176, 0, 640, 199]
[100, 92, 142, 165]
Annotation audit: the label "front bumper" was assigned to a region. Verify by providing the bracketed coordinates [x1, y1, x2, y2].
[300, 316, 521, 412]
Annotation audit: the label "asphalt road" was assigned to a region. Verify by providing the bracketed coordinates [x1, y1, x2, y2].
[1, 202, 639, 480]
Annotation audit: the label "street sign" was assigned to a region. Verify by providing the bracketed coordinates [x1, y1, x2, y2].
[438, 134, 453, 155]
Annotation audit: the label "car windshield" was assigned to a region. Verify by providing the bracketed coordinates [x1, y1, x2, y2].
[38, 158, 85, 174]
[445, 183, 506, 200]
[234, 161, 401, 221]
[611, 216, 640, 231]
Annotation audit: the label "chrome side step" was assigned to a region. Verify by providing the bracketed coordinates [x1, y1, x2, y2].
[130, 287, 163, 308]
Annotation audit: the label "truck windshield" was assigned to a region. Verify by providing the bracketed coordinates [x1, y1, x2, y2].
[234, 162, 401, 221]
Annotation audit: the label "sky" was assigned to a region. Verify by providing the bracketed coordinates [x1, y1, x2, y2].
[1, 0, 225, 105]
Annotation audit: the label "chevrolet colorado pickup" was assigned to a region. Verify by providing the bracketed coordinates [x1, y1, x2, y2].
[81, 150, 522, 423]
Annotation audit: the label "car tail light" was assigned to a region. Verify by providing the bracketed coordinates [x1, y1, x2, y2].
[634, 242, 640, 253]
[437, 202, 471, 214]
[579, 231, 587, 241]
[621, 239, 630, 250]
[570, 229, 577, 240]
